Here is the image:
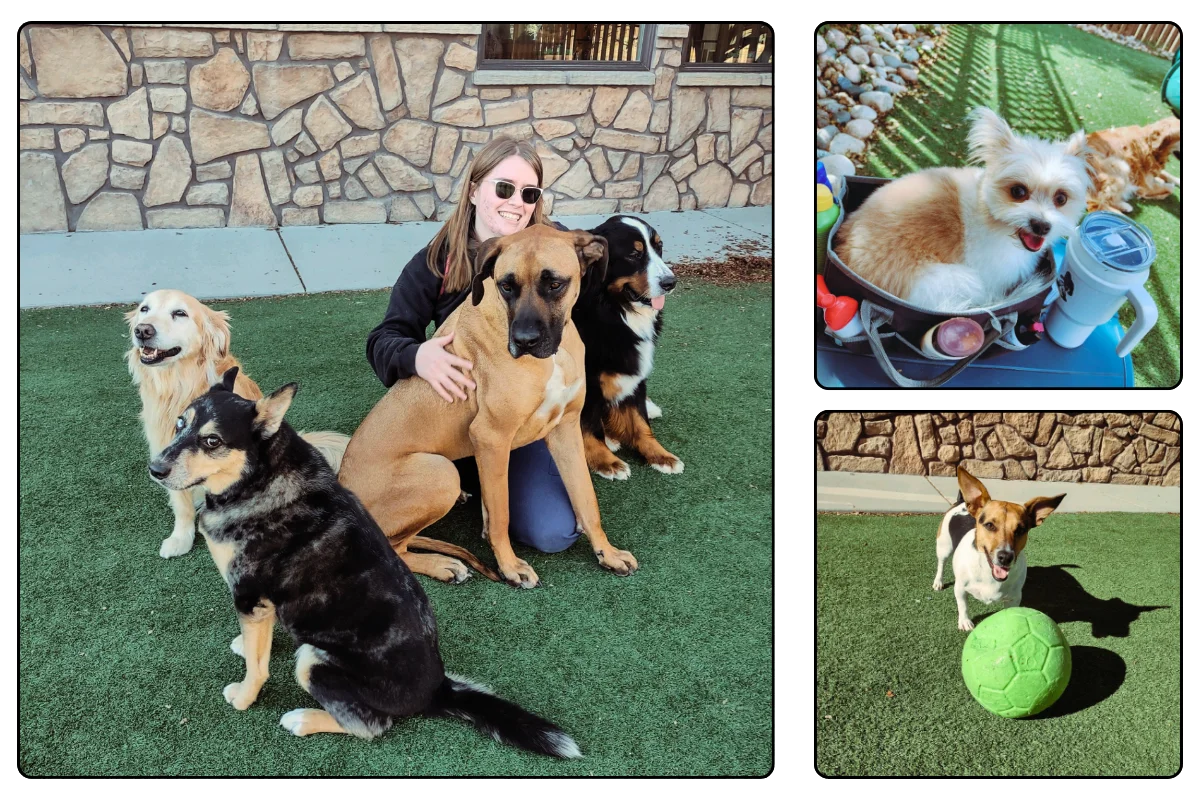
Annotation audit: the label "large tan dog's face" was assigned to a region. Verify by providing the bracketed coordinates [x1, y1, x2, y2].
[125, 289, 230, 367]
[472, 225, 608, 359]
[957, 465, 1065, 581]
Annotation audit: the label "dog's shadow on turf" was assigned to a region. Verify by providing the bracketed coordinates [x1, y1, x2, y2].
[1019, 564, 1171, 638]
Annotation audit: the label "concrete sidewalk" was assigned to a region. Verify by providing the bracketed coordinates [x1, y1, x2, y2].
[18, 206, 772, 308]
[817, 470, 1180, 514]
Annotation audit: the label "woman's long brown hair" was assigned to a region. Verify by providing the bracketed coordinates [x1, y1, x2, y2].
[426, 137, 549, 292]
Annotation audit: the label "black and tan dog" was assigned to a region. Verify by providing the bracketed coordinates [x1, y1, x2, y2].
[339, 225, 638, 589]
[148, 368, 580, 755]
[574, 216, 682, 480]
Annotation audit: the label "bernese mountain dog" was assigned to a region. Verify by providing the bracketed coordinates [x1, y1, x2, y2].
[572, 215, 683, 480]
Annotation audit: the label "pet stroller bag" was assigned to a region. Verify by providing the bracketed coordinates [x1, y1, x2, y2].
[822, 176, 1055, 388]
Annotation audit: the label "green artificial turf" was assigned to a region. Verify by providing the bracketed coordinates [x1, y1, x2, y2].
[18, 281, 772, 776]
[817, 512, 1181, 776]
[858, 23, 1181, 387]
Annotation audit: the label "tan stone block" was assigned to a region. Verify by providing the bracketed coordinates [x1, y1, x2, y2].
[593, 128, 660, 155]
[318, 149, 342, 181]
[369, 35, 403, 112]
[642, 175, 678, 211]
[864, 419, 894, 436]
[270, 108, 304, 146]
[19, 152, 69, 233]
[480, 88, 512, 101]
[653, 66, 674, 101]
[431, 127, 458, 175]
[444, 42, 477, 71]
[706, 88, 731, 133]
[252, 63, 334, 120]
[324, 200, 387, 223]
[247, 32, 284, 61]
[583, 148, 611, 183]
[144, 59, 188, 85]
[149, 87, 186, 113]
[20, 129, 56, 150]
[395, 38, 445, 119]
[858, 436, 892, 458]
[1138, 423, 1180, 446]
[341, 133, 381, 159]
[357, 163, 389, 197]
[668, 88, 706, 151]
[614, 90, 653, 133]
[29, 26, 127, 98]
[695, 134, 715, 166]
[1110, 473, 1149, 486]
[58, 128, 85, 154]
[196, 161, 232, 181]
[552, 159, 595, 199]
[61, 142, 109, 204]
[827, 455, 886, 473]
[304, 96, 353, 151]
[147, 208, 226, 228]
[282, 207, 320, 226]
[190, 47, 250, 112]
[288, 34, 365, 60]
[131, 28, 213, 58]
[387, 196, 424, 222]
[823, 413, 862, 453]
[613, 153, 640, 181]
[591, 87, 629, 127]
[533, 120, 576, 140]
[76, 192, 143, 231]
[603, 181, 641, 199]
[22, 101, 105, 127]
[330, 72, 386, 130]
[484, 99, 530, 127]
[293, 185, 323, 207]
[112, 140, 153, 167]
[914, 414, 937, 458]
[729, 143, 764, 178]
[375, 153, 433, 191]
[260, 150, 291, 205]
[888, 418, 919, 472]
[958, 459, 1006, 479]
[383, 120, 436, 167]
[189, 109, 270, 164]
[432, 97, 483, 127]
[229, 153, 277, 227]
[730, 108, 762, 159]
[186, 182, 229, 205]
[732, 87, 771, 108]
[532, 87, 594, 119]
[152, 113, 169, 139]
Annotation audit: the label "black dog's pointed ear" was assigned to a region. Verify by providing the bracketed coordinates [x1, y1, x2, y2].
[254, 383, 298, 438]
[574, 231, 608, 290]
[471, 237, 504, 306]
[218, 367, 239, 392]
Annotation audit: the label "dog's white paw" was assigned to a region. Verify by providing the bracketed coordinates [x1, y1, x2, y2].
[932, 580, 944, 591]
[596, 460, 631, 480]
[650, 458, 684, 475]
[958, 618, 975, 632]
[223, 680, 261, 710]
[605, 437, 622, 453]
[230, 634, 244, 658]
[280, 709, 318, 736]
[159, 532, 194, 558]
[645, 399, 662, 419]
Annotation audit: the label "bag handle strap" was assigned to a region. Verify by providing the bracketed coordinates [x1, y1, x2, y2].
[859, 301, 1016, 388]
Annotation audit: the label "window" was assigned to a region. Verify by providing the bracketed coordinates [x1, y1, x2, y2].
[479, 24, 654, 70]
[682, 23, 773, 70]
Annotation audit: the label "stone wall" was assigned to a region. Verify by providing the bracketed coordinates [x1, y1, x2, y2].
[816, 413, 1181, 486]
[18, 24, 773, 233]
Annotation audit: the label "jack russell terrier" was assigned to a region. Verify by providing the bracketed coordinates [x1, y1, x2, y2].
[932, 465, 1065, 631]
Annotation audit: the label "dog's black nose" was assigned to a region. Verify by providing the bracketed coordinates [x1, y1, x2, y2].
[148, 461, 171, 480]
[135, 323, 156, 341]
[511, 325, 542, 349]
[995, 548, 1015, 567]
[659, 275, 677, 293]
[1029, 219, 1050, 237]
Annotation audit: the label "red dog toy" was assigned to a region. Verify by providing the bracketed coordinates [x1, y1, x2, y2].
[817, 276, 863, 337]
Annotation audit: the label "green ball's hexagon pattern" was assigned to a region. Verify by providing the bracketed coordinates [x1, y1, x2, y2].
[961, 607, 1072, 718]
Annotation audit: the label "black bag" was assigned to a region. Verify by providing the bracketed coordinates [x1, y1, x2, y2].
[821, 176, 1055, 387]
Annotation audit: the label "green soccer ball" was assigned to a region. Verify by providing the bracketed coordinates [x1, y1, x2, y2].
[961, 607, 1071, 718]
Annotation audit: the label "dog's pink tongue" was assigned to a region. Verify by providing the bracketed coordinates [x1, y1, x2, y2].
[992, 563, 1009, 580]
[1019, 230, 1044, 252]
[651, 295, 665, 310]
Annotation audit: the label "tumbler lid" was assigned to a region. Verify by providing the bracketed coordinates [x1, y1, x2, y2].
[1078, 211, 1156, 273]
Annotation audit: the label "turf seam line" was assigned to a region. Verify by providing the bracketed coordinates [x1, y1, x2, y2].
[275, 230, 308, 294]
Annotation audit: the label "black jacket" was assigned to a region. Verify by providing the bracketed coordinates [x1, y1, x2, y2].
[365, 221, 569, 387]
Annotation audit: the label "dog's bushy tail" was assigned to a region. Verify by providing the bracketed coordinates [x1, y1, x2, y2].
[429, 674, 581, 759]
[299, 431, 351, 474]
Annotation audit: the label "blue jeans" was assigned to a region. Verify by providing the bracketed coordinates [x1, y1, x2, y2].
[455, 440, 579, 554]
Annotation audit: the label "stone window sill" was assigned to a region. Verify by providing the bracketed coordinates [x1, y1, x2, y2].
[676, 72, 772, 87]
[473, 69, 655, 86]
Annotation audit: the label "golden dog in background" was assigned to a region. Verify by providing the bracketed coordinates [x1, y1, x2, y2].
[1086, 116, 1180, 213]
[126, 289, 349, 558]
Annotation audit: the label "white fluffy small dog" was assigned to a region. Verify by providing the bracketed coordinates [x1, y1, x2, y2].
[834, 108, 1092, 311]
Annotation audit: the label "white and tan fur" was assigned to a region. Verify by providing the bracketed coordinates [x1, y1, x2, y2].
[932, 465, 1065, 631]
[126, 289, 348, 558]
[834, 107, 1092, 311]
[1086, 116, 1180, 213]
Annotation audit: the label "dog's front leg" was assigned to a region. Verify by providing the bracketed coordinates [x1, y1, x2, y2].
[954, 581, 974, 631]
[159, 489, 197, 558]
[471, 426, 539, 589]
[223, 599, 275, 710]
[546, 414, 638, 575]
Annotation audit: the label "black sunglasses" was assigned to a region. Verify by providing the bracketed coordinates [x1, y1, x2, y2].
[488, 178, 542, 205]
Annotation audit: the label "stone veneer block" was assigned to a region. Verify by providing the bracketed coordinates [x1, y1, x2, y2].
[304, 96, 353, 151]
[142, 135, 191, 206]
[668, 88, 706, 151]
[150, 87, 187, 114]
[61, 143, 110, 204]
[358, 163, 390, 197]
[444, 42, 477, 71]
[374, 153, 433, 191]
[707, 89, 731, 133]
[76, 192, 143, 231]
[730, 108, 763, 159]
[430, 127, 458, 175]
[144, 60, 188, 85]
[732, 87, 772, 108]
[395, 37, 445, 119]
[247, 32, 284, 61]
[329, 72, 386, 130]
[20, 129, 57, 150]
[189, 109, 270, 164]
[229, 153, 278, 227]
[112, 140, 154, 167]
[431, 97, 483, 127]
[342, 133, 381, 159]
[288, 34, 366, 60]
[186, 182, 230, 205]
[593, 128, 661, 155]
[29, 26, 127, 98]
[252, 63, 335, 120]
[369, 35, 403, 112]
[271, 108, 304, 146]
[196, 161, 233, 181]
[58, 128, 86, 153]
[613, 90, 653, 132]
[532, 87, 593, 118]
[131, 29, 214, 58]
[19, 152, 69, 232]
[22, 101, 105, 127]
[282, 207, 320, 226]
[259, 150, 292, 205]
[190, 47, 251, 112]
[483, 99, 530, 127]
[294, 162, 320, 184]
[292, 185, 323, 207]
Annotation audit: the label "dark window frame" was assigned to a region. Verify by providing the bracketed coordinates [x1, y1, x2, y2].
[477, 23, 657, 71]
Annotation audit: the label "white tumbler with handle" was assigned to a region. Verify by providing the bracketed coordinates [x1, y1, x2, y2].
[1045, 212, 1158, 358]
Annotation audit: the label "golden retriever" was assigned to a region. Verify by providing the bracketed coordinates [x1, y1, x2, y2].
[1086, 117, 1181, 213]
[126, 289, 349, 557]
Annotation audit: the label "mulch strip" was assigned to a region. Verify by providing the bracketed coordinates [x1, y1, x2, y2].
[673, 239, 773, 286]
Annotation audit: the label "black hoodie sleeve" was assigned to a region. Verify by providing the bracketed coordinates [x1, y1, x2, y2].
[365, 246, 442, 388]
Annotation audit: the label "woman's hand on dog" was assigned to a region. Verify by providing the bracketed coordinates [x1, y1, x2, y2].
[416, 332, 476, 403]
